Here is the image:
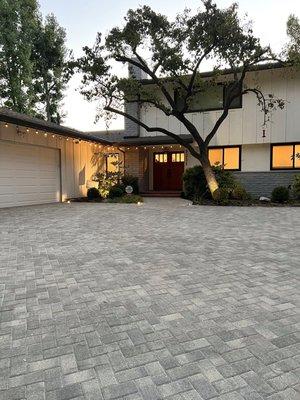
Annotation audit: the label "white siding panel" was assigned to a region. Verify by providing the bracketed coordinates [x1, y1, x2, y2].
[229, 110, 242, 145]
[214, 111, 229, 145]
[204, 113, 217, 145]
[286, 72, 300, 142]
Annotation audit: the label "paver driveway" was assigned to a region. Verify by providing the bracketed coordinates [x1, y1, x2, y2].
[0, 200, 299, 400]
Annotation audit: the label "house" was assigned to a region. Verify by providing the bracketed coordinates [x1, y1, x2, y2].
[0, 108, 111, 208]
[93, 63, 300, 197]
[1, 63, 299, 209]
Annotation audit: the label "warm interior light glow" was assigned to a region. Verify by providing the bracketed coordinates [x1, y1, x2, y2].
[171, 153, 185, 162]
[208, 147, 240, 170]
[107, 153, 119, 173]
[224, 147, 240, 170]
[209, 148, 223, 166]
[272, 145, 293, 169]
[155, 153, 168, 163]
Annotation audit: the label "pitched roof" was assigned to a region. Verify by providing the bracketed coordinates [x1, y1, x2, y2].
[0, 108, 111, 144]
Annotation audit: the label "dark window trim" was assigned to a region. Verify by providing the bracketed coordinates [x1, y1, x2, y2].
[174, 83, 243, 114]
[270, 142, 300, 170]
[208, 145, 242, 171]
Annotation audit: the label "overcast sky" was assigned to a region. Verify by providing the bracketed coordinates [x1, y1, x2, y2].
[38, 0, 300, 132]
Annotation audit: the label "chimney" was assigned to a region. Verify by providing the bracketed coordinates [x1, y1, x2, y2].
[124, 60, 147, 138]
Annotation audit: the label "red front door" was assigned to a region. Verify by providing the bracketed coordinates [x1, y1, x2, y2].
[153, 152, 185, 191]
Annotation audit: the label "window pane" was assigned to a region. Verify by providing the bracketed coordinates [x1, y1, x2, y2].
[189, 85, 224, 111]
[155, 153, 167, 163]
[107, 154, 119, 172]
[209, 149, 223, 166]
[224, 147, 240, 170]
[224, 83, 242, 108]
[272, 145, 293, 169]
[171, 153, 185, 162]
[295, 145, 300, 168]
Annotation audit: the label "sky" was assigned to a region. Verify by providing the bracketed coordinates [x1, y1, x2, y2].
[38, 0, 300, 132]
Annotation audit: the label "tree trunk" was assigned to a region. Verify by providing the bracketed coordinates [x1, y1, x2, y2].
[200, 153, 219, 199]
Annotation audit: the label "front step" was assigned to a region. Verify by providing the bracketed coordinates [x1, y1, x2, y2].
[141, 191, 181, 198]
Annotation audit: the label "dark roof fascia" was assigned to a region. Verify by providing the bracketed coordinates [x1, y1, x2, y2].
[0, 108, 111, 145]
[139, 62, 288, 86]
[115, 135, 193, 146]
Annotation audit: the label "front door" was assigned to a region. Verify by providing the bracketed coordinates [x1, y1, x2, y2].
[153, 152, 185, 191]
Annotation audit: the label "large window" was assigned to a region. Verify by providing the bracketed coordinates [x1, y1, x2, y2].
[106, 153, 119, 173]
[175, 83, 242, 113]
[271, 143, 300, 170]
[208, 146, 241, 170]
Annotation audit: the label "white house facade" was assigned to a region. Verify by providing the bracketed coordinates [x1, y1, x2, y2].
[94, 64, 300, 197]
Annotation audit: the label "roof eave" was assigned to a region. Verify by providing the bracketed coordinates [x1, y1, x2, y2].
[0, 110, 111, 145]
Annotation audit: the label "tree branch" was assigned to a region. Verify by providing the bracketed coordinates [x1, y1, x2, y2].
[105, 105, 200, 160]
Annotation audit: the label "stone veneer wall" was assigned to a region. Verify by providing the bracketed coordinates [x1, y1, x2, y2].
[233, 171, 298, 198]
[124, 149, 149, 192]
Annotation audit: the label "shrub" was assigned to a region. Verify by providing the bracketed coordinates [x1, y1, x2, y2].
[213, 165, 236, 190]
[87, 187, 101, 200]
[214, 187, 230, 205]
[271, 186, 290, 203]
[292, 175, 300, 200]
[182, 165, 208, 199]
[183, 165, 237, 200]
[231, 185, 251, 201]
[108, 184, 125, 199]
[121, 175, 139, 194]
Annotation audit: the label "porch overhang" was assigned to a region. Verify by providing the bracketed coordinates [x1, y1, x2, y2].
[115, 134, 193, 147]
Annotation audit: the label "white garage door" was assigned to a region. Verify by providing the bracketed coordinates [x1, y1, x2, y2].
[0, 141, 61, 208]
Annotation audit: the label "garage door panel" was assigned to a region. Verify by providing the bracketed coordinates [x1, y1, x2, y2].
[0, 141, 61, 208]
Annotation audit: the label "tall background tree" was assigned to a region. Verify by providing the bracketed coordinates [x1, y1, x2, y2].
[78, 1, 284, 198]
[285, 14, 300, 65]
[32, 14, 71, 123]
[0, 0, 71, 122]
[0, 0, 39, 113]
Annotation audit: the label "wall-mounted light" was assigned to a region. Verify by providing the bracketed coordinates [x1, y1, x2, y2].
[44, 133, 47, 137]
[4, 123, 8, 128]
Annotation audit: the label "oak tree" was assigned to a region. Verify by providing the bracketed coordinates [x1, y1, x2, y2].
[78, 0, 284, 198]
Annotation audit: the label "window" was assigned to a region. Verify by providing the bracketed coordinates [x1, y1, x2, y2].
[171, 153, 185, 162]
[271, 143, 300, 170]
[106, 153, 119, 173]
[155, 153, 167, 163]
[174, 82, 242, 113]
[208, 146, 241, 170]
